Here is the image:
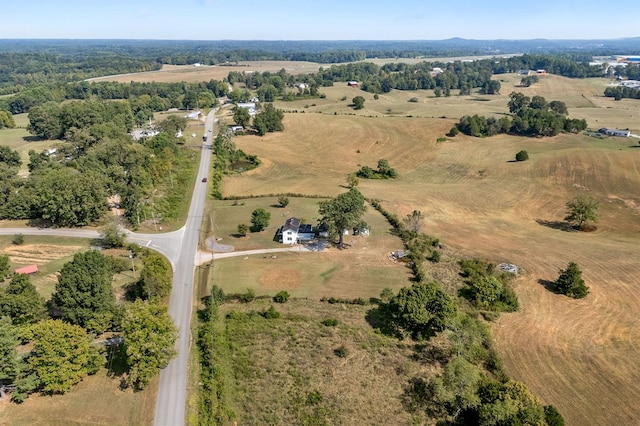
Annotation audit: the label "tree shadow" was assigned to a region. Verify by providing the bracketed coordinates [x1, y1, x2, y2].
[410, 343, 451, 365]
[105, 344, 128, 379]
[26, 218, 56, 229]
[364, 304, 396, 337]
[538, 278, 560, 294]
[535, 219, 574, 232]
[22, 135, 42, 142]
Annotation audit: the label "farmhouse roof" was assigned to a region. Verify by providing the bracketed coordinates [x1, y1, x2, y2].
[283, 217, 301, 232]
[15, 264, 38, 275]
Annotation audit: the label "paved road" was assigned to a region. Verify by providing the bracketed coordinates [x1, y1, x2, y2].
[0, 109, 216, 426]
[153, 109, 214, 426]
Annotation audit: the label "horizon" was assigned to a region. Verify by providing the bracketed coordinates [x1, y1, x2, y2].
[3, 0, 639, 41]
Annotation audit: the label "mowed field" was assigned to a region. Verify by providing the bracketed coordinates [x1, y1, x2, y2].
[218, 73, 640, 425]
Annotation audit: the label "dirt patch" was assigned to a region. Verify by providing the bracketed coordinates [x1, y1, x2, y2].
[1, 244, 81, 265]
[259, 269, 301, 291]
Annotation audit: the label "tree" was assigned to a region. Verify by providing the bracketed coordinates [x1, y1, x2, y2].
[237, 223, 248, 236]
[352, 96, 365, 110]
[564, 195, 599, 230]
[553, 262, 589, 299]
[346, 173, 359, 188]
[0, 316, 20, 384]
[507, 92, 530, 114]
[100, 221, 126, 248]
[250, 208, 271, 232]
[388, 281, 458, 339]
[50, 250, 115, 333]
[232, 105, 251, 128]
[31, 168, 108, 227]
[123, 300, 177, 390]
[139, 252, 173, 299]
[515, 150, 529, 161]
[0, 146, 22, 168]
[432, 356, 482, 420]
[0, 273, 47, 325]
[403, 210, 425, 234]
[549, 100, 568, 115]
[318, 188, 367, 249]
[253, 103, 284, 136]
[26, 320, 103, 394]
[0, 254, 9, 279]
[0, 111, 16, 129]
[277, 196, 289, 208]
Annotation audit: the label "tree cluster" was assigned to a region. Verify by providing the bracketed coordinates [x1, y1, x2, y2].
[457, 93, 586, 137]
[459, 259, 519, 313]
[356, 159, 397, 179]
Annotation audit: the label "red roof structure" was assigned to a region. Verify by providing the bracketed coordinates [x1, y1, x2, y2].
[14, 264, 38, 275]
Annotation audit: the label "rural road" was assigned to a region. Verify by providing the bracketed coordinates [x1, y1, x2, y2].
[0, 109, 216, 426]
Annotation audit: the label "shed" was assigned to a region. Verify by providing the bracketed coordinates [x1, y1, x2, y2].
[15, 264, 38, 275]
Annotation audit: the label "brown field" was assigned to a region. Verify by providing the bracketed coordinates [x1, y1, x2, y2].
[0, 372, 157, 426]
[214, 74, 640, 425]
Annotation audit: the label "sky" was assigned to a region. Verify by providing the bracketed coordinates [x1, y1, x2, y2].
[2, 0, 638, 40]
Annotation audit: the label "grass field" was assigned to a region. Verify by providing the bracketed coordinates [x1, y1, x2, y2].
[210, 197, 411, 299]
[207, 299, 437, 425]
[212, 73, 640, 425]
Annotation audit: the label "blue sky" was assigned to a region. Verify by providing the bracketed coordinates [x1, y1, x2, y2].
[2, 0, 638, 40]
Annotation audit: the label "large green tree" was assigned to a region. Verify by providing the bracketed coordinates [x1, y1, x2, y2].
[50, 250, 115, 333]
[352, 96, 365, 110]
[252, 103, 284, 136]
[388, 281, 458, 339]
[250, 208, 271, 232]
[0, 316, 20, 384]
[0, 146, 21, 168]
[140, 252, 173, 299]
[0, 254, 9, 278]
[232, 105, 251, 128]
[564, 195, 599, 230]
[32, 168, 108, 227]
[318, 188, 367, 248]
[0, 273, 47, 325]
[123, 300, 177, 390]
[553, 262, 589, 299]
[25, 320, 103, 394]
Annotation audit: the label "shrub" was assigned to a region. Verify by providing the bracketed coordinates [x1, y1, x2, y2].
[277, 196, 289, 208]
[262, 305, 280, 319]
[12, 234, 25, 245]
[334, 345, 349, 358]
[515, 150, 529, 161]
[240, 288, 255, 303]
[409, 97, 419, 103]
[321, 318, 339, 327]
[446, 127, 459, 137]
[237, 223, 248, 236]
[436, 137, 447, 143]
[273, 290, 290, 303]
[428, 250, 441, 263]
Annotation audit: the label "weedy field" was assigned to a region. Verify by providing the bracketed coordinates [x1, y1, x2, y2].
[217, 72, 640, 425]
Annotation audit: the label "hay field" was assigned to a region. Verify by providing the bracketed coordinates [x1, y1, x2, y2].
[221, 88, 640, 424]
[90, 61, 325, 84]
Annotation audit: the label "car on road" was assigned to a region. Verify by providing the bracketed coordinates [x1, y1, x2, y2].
[201, 177, 208, 182]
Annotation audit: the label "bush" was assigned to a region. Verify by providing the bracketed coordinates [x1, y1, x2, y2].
[237, 223, 248, 236]
[262, 305, 280, 319]
[12, 233, 25, 245]
[409, 97, 419, 103]
[515, 150, 529, 161]
[240, 288, 256, 303]
[334, 345, 349, 358]
[446, 127, 459, 137]
[321, 318, 339, 327]
[428, 250, 441, 263]
[436, 137, 447, 143]
[273, 290, 290, 303]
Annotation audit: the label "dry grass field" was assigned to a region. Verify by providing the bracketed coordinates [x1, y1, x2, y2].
[214, 73, 640, 425]
[209, 299, 437, 425]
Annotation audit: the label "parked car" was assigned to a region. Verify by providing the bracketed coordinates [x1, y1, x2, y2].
[202, 177, 208, 182]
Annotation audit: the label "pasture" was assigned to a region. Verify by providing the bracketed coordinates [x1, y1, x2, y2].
[217, 73, 640, 425]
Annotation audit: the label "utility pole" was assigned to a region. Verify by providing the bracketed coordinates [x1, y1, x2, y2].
[129, 250, 136, 279]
